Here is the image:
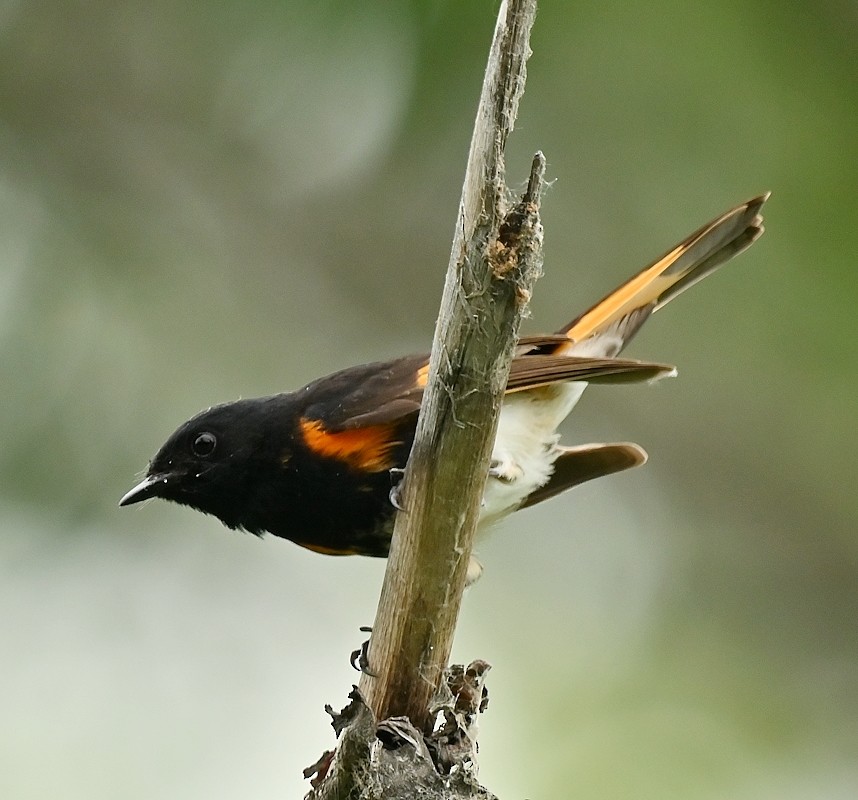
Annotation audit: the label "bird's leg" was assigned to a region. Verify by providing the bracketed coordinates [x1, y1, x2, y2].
[489, 455, 523, 483]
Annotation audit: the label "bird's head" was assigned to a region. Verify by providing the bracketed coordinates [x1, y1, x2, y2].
[119, 396, 288, 532]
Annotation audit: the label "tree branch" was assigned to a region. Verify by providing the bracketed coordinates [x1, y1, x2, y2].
[359, 0, 542, 730]
[306, 1, 543, 795]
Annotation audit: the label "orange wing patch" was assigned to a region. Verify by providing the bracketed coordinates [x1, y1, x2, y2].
[300, 418, 401, 472]
[416, 362, 430, 388]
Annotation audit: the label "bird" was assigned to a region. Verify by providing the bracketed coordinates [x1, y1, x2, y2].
[120, 194, 768, 562]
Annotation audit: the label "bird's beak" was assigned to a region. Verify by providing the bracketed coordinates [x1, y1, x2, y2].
[118, 473, 172, 506]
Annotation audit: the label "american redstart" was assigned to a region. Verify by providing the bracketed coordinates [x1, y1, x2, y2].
[120, 195, 767, 562]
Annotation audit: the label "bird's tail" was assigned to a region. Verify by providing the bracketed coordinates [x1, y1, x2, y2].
[556, 194, 769, 357]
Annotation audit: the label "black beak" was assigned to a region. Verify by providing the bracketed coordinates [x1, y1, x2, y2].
[118, 473, 173, 507]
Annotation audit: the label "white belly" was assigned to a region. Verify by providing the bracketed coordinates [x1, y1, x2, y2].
[480, 381, 587, 526]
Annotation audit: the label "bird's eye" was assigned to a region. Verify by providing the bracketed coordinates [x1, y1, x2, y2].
[191, 432, 217, 458]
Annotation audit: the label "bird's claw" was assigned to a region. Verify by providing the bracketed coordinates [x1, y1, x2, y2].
[389, 468, 406, 511]
[349, 625, 376, 677]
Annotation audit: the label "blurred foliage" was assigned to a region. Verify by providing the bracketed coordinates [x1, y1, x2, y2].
[1, 1, 856, 798]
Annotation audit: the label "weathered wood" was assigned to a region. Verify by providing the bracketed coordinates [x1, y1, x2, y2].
[357, 0, 543, 732]
[306, 2, 544, 795]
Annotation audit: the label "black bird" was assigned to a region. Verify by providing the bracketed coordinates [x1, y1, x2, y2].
[120, 195, 767, 562]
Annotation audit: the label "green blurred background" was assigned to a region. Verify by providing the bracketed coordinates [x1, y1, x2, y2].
[1, 1, 856, 798]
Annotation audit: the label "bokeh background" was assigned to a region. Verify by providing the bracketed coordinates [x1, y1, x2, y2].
[2, 1, 856, 798]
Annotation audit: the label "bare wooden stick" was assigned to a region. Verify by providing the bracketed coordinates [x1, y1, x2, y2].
[358, 0, 543, 732]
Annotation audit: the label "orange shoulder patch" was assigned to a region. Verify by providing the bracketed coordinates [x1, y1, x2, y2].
[299, 418, 401, 472]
